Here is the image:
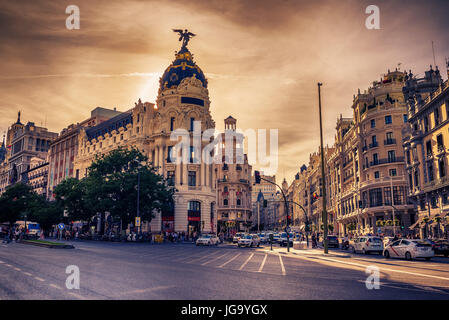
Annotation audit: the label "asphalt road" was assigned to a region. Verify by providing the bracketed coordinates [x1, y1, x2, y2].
[1, 240, 449, 300]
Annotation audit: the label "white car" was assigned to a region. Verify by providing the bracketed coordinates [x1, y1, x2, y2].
[233, 232, 245, 244]
[383, 239, 434, 260]
[351, 236, 383, 255]
[196, 234, 219, 246]
[238, 234, 260, 247]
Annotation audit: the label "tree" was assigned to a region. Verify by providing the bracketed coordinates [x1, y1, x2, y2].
[53, 178, 90, 221]
[28, 196, 62, 234]
[0, 183, 39, 227]
[83, 147, 175, 233]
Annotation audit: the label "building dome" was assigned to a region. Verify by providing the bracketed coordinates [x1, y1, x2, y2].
[159, 47, 208, 93]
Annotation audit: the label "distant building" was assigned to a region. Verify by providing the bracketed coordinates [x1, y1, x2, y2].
[22, 157, 49, 197]
[215, 116, 252, 236]
[251, 172, 276, 230]
[47, 106, 122, 199]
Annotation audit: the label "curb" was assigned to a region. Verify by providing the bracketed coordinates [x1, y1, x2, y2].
[260, 249, 351, 259]
[21, 240, 75, 249]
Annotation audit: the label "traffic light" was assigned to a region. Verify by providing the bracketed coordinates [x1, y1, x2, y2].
[263, 199, 268, 208]
[254, 170, 261, 184]
[305, 223, 310, 232]
[287, 215, 291, 226]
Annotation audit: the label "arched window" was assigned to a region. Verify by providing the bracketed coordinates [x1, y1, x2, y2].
[224, 186, 228, 193]
[223, 199, 228, 206]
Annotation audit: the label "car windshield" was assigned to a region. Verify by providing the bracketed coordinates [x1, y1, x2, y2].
[202, 235, 211, 238]
[370, 238, 382, 243]
[245, 235, 252, 239]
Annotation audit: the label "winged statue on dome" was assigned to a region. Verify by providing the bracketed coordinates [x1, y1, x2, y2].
[172, 29, 196, 49]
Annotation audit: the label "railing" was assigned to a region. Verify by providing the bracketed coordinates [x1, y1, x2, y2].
[384, 139, 396, 145]
[369, 142, 378, 148]
[370, 156, 404, 167]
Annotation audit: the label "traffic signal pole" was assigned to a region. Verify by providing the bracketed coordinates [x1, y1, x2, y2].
[254, 171, 291, 252]
[318, 83, 328, 254]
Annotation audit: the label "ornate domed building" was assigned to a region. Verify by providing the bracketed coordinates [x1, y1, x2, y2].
[75, 32, 217, 235]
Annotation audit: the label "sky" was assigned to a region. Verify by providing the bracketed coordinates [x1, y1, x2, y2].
[1, 0, 449, 184]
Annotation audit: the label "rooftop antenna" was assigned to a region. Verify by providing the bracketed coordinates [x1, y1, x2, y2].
[432, 41, 437, 67]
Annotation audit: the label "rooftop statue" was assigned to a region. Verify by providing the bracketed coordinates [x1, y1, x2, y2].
[172, 29, 196, 49]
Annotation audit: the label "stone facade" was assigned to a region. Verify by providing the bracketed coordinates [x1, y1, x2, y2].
[402, 66, 449, 238]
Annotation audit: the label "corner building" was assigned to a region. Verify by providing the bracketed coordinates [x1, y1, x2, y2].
[75, 45, 216, 234]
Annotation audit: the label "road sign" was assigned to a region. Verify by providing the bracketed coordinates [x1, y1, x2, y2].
[58, 223, 65, 230]
[135, 217, 141, 227]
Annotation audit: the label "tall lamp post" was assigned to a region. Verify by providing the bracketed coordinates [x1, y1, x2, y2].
[318, 82, 328, 254]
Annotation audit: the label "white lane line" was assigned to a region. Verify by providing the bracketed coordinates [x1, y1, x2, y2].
[238, 253, 254, 271]
[186, 250, 222, 264]
[218, 253, 241, 268]
[201, 252, 230, 266]
[121, 285, 175, 295]
[0, 261, 4, 263]
[258, 254, 268, 272]
[49, 284, 62, 290]
[5, 264, 12, 267]
[317, 256, 449, 282]
[34, 277, 45, 282]
[23, 272, 33, 277]
[278, 254, 286, 276]
[13, 267, 21, 271]
[68, 291, 85, 300]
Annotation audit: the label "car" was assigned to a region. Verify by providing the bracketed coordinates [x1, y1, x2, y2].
[258, 233, 267, 243]
[279, 232, 294, 247]
[232, 232, 245, 244]
[272, 233, 280, 243]
[326, 235, 339, 248]
[384, 239, 434, 260]
[383, 236, 394, 247]
[433, 239, 449, 257]
[196, 234, 219, 246]
[351, 236, 383, 255]
[238, 234, 260, 247]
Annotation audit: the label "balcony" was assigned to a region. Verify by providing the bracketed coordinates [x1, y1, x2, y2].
[362, 146, 368, 152]
[369, 142, 378, 149]
[384, 139, 396, 145]
[370, 156, 404, 167]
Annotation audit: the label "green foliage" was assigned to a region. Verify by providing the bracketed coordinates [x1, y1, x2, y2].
[53, 178, 90, 221]
[0, 183, 39, 225]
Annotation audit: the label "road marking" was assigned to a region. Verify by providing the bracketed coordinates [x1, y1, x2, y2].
[120, 285, 174, 296]
[201, 252, 230, 266]
[0, 261, 4, 263]
[68, 292, 85, 300]
[5, 264, 12, 267]
[13, 267, 21, 271]
[186, 250, 222, 264]
[356, 280, 449, 294]
[218, 253, 241, 268]
[238, 253, 254, 271]
[278, 254, 286, 276]
[316, 256, 449, 282]
[49, 284, 62, 290]
[258, 254, 268, 272]
[23, 272, 33, 277]
[34, 277, 45, 282]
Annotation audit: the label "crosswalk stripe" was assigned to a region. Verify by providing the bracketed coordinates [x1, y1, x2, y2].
[218, 253, 241, 268]
[201, 252, 230, 266]
[278, 254, 286, 276]
[239, 253, 254, 271]
[258, 254, 268, 272]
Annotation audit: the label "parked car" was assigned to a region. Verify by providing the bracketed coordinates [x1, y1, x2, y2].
[272, 233, 280, 243]
[258, 233, 268, 243]
[279, 232, 294, 247]
[351, 236, 383, 255]
[233, 232, 245, 244]
[238, 234, 260, 247]
[383, 239, 434, 260]
[196, 234, 219, 246]
[326, 235, 339, 248]
[433, 239, 449, 257]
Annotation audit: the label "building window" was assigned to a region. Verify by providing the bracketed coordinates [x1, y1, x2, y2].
[167, 171, 175, 186]
[374, 171, 380, 179]
[188, 171, 196, 186]
[371, 119, 375, 128]
[428, 163, 434, 181]
[426, 140, 432, 156]
[384, 187, 392, 206]
[424, 116, 429, 132]
[190, 117, 195, 132]
[237, 198, 241, 206]
[388, 150, 396, 163]
[403, 114, 408, 123]
[373, 153, 378, 165]
[389, 168, 397, 176]
[385, 115, 392, 125]
[223, 199, 228, 206]
[170, 117, 175, 131]
[437, 134, 444, 152]
[120, 134, 123, 140]
[369, 188, 383, 207]
[434, 108, 440, 126]
[439, 159, 446, 178]
[167, 146, 174, 163]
